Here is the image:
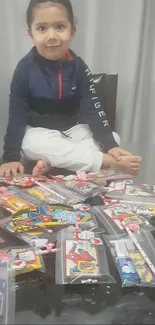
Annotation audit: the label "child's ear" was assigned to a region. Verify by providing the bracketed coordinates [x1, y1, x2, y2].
[71, 25, 76, 39]
[28, 28, 32, 38]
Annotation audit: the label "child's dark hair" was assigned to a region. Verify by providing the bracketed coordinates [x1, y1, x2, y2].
[27, 0, 74, 28]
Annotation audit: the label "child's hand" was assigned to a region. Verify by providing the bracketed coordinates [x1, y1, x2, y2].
[108, 147, 132, 161]
[0, 162, 24, 178]
[118, 155, 142, 175]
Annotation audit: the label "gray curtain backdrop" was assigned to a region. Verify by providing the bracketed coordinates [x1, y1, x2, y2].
[0, 0, 155, 183]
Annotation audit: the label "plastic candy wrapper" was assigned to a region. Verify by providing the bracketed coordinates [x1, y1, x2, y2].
[0, 215, 57, 249]
[105, 200, 155, 221]
[11, 203, 97, 233]
[88, 168, 132, 184]
[0, 187, 35, 213]
[92, 204, 154, 235]
[24, 181, 86, 205]
[7, 186, 41, 206]
[0, 260, 15, 325]
[49, 174, 100, 199]
[22, 182, 80, 205]
[0, 174, 47, 188]
[122, 202, 155, 219]
[105, 179, 155, 203]
[0, 247, 45, 276]
[55, 226, 115, 285]
[23, 184, 67, 205]
[105, 231, 155, 287]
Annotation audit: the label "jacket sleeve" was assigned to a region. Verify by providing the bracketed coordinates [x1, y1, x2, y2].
[78, 58, 118, 153]
[2, 60, 29, 163]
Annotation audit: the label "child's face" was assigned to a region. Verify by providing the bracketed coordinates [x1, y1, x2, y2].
[29, 3, 75, 60]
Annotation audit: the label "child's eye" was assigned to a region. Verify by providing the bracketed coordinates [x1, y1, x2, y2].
[56, 24, 66, 30]
[37, 26, 46, 31]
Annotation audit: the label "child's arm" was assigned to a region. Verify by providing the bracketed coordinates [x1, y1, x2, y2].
[1, 60, 29, 175]
[77, 58, 118, 153]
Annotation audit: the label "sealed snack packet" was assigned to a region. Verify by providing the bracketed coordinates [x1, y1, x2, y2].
[0, 174, 47, 188]
[105, 180, 155, 203]
[23, 181, 86, 205]
[55, 227, 115, 285]
[49, 174, 100, 199]
[12, 204, 97, 233]
[0, 187, 35, 213]
[0, 216, 56, 249]
[0, 260, 15, 325]
[88, 168, 132, 184]
[6, 186, 40, 206]
[92, 204, 154, 235]
[123, 202, 155, 219]
[0, 247, 44, 276]
[106, 232, 155, 287]
[104, 200, 155, 220]
[46, 181, 87, 203]
[24, 184, 67, 205]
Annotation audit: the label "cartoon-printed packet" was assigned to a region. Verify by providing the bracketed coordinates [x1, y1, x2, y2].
[105, 180, 155, 204]
[92, 204, 155, 236]
[49, 173, 100, 199]
[55, 226, 116, 285]
[88, 168, 132, 184]
[0, 187, 36, 214]
[119, 202, 155, 220]
[22, 183, 69, 205]
[0, 175, 47, 188]
[32, 180, 86, 205]
[0, 247, 45, 276]
[0, 259, 15, 325]
[105, 231, 155, 287]
[0, 216, 56, 249]
[11, 203, 97, 233]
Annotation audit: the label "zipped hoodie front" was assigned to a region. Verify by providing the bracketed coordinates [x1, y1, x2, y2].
[2, 47, 118, 163]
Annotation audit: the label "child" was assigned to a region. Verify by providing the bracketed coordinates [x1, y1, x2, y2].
[0, 0, 141, 178]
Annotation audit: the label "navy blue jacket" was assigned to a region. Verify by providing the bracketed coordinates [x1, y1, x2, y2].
[2, 47, 118, 163]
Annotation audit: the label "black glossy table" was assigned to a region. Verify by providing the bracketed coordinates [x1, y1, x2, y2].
[1, 207, 155, 325]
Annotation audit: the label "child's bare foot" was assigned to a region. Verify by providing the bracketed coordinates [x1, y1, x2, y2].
[33, 160, 51, 176]
[119, 155, 142, 175]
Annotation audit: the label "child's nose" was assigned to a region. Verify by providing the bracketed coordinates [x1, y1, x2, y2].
[46, 28, 58, 43]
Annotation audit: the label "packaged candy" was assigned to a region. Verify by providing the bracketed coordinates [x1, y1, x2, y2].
[55, 227, 115, 285]
[0, 174, 47, 188]
[0, 187, 35, 213]
[88, 168, 132, 184]
[0, 247, 44, 276]
[0, 260, 15, 325]
[7, 186, 41, 206]
[106, 231, 155, 287]
[49, 174, 100, 199]
[92, 204, 154, 235]
[0, 216, 56, 249]
[11, 204, 97, 233]
[31, 181, 86, 204]
[23, 183, 69, 205]
[123, 202, 155, 219]
[105, 180, 155, 203]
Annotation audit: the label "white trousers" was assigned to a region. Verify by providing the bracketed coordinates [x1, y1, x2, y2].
[21, 125, 120, 173]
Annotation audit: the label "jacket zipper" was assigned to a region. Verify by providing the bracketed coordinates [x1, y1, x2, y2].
[58, 63, 62, 99]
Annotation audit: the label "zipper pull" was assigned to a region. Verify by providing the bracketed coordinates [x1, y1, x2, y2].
[58, 62, 62, 99]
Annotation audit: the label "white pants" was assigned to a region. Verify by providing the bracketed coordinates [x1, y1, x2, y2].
[21, 125, 120, 173]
